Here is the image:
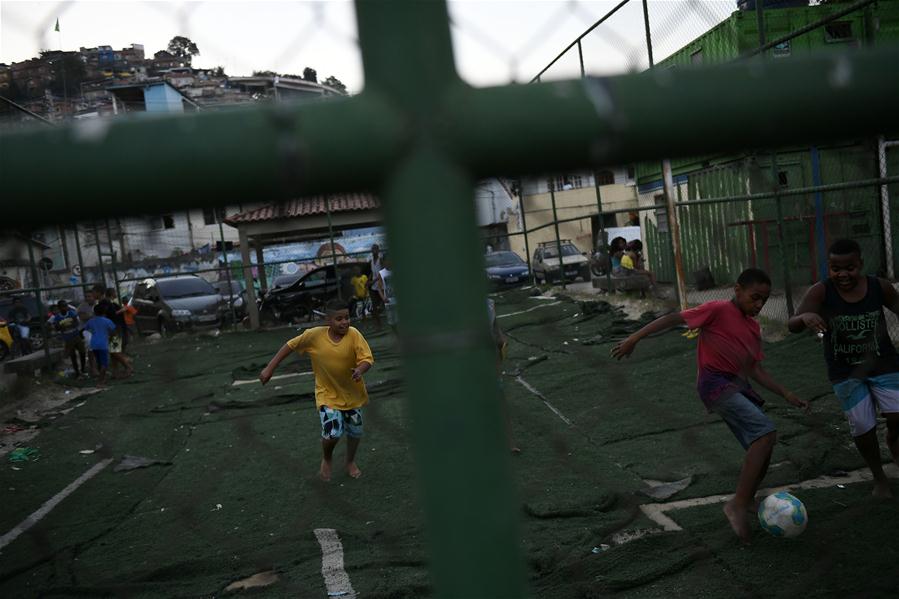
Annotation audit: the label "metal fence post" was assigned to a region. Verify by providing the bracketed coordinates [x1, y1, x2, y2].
[549, 185, 565, 289]
[356, 1, 524, 595]
[663, 161, 687, 308]
[105, 219, 122, 302]
[92, 221, 107, 289]
[810, 146, 827, 281]
[218, 218, 238, 326]
[770, 152, 795, 315]
[878, 136, 895, 278]
[26, 235, 52, 364]
[516, 178, 535, 285]
[325, 195, 342, 301]
[72, 223, 86, 292]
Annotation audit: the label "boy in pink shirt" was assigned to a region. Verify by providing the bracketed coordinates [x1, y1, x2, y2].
[611, 268, 808, 543]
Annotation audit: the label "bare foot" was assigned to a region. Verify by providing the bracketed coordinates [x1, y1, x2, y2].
[346, 462, 362, 479]
[723, 500, 751, 544]
[319, 459, 332, 482]
[872, 480, 893, 499]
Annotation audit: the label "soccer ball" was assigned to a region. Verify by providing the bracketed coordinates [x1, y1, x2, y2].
[758, 491, 808, 538]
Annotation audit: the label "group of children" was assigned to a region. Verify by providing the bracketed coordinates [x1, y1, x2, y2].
[52, 284, 136, 385]
[613, 238, 899, 542]
[260, 237, 898, 544]
[348, 244, 397, 330]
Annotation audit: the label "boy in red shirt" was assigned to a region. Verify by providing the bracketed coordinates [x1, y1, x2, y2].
[612, 268, 809, 543]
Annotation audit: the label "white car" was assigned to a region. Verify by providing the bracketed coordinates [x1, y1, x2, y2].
[532, 241, 590, 284]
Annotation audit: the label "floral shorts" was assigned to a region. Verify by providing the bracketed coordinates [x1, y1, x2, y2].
[319, 406, 363, 439]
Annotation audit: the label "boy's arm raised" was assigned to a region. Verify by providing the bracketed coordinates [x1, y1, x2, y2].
[750, 363, 809, 413]
[260, 343, 293, 385]
[788, 283, 826, 333]
[610, 312, 685, 360]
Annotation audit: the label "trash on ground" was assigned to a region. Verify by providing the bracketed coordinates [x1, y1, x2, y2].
[79, 449, 95, 455]
[224, 570, 279, 591]
[591, 544, 610, 554]
[639, 476, 693, 500]
[8, 447, 39, 462]
[113, 455, 172, 472]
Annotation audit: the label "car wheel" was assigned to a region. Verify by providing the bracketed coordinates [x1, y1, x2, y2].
[260, 307, 278, 326]
[157, 318, 172, 337]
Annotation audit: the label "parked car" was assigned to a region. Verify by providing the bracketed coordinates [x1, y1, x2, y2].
[260, 261, 370, 324]
[130, 275, 225, 335]
[211, 280, 247, 320]
[0, 294, 49, 351]
[532, 240, 590, 284]
[485, 251, 530, 288]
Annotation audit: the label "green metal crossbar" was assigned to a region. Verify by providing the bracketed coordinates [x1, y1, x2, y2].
[3, 1, 899, 596]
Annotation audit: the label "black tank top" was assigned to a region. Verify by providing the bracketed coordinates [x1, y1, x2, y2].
[821, 276, 899, 382]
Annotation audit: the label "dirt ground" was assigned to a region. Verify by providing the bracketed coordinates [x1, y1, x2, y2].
[1, 289, 897, 597]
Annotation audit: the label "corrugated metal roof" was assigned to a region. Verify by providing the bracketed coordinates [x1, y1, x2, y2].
[225, 193, 380, 225]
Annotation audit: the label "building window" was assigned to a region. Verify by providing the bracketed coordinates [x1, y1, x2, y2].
[824, 22, 853, 43]
[202, 207, 226, 225]
[626, 165, 635, 180]
[595, 170, 615, 186]
[772, 41, 791, 58]
[151, 214, 176, 230]
[654, 195, 669, 233]
[547, 174, 584, 192]
[690, 48, 703, 65]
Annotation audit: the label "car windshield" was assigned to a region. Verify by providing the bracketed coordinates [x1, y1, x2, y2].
[542, 244, 580, 259]
[156, 278, 216, 299]
[273, 274, 302, 288]
[485, 252, 525, 267]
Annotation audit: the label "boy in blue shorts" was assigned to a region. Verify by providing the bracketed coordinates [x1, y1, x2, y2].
[260, 300, 374, 481]
[612, 268, 808, 542]
[84, 304, 117, 386]
[789, 238, 899, 498]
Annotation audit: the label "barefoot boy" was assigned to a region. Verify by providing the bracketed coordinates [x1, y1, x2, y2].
[260, 300, 374, 481]
[788, 238, 899, 498]
[611, 268, 808, 543]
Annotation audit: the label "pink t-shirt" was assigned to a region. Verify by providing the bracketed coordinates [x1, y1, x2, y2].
[681, 300, 763, 379]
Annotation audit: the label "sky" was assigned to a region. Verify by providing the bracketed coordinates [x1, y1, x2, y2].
[0, 1, 736, 92]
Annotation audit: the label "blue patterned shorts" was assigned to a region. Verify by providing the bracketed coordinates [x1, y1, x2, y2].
[319, 406, 364, 439]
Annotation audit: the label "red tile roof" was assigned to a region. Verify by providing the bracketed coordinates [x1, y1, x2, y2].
[225, 193, 380, 225]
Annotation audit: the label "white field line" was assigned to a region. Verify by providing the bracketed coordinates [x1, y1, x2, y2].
[497, 301, 562, 319]
[635, 463, 899, 534]
[314, 528, 357, 599]
[515, 375, 573, 426]
[0, 458, 114, 551]
[232, 372, 313, 386]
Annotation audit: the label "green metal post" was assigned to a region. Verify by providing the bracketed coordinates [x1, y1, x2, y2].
[26, 235, 52, 364]
[355, 1, 524, 597]
[755, 0, 767, 51]
[593, 174, 613, 292]
[549, 185, 565, 289]
[517, 178, 535, 286]
[770, 152, 795, 315]
[105, 219, 122, 302]
[218, 218, 238, 326]
[325, 196, 342, 301]
[92, 221, 107, 289]
[577, 40, 585, 78]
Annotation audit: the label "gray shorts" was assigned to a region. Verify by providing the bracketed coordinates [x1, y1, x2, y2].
[712, 392, 776, 450]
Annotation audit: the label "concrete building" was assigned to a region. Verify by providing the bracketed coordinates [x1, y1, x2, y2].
[506, 167, 639, 260]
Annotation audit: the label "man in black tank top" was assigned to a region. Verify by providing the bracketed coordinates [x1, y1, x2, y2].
[789, 238, 899, 498]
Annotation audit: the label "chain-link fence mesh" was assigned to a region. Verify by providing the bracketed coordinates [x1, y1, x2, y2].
[2, 0, 899, 597]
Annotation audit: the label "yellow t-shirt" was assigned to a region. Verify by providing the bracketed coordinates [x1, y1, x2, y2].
[621, 254, 635, 270]
[287, 326, 374, 410]
[351, 275, 369, 299]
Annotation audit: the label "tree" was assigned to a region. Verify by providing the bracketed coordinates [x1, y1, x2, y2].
[212, 66, 226, 77]
[302, 67, 317, 83]
[167, 36, 200, 65]
[323, 76, 348, 95]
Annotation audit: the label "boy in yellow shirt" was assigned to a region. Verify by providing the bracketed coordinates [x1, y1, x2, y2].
[260, 300, 374, 481]
[349, 266, 369, 319]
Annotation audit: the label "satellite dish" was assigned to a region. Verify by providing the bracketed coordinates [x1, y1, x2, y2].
[38, 257, 54, 271]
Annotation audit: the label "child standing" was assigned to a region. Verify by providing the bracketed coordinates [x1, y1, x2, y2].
[52, 300, 86, 377]
[788, 238, 899, 498]
[349, 267, 369, 320]
[612, 268, 808, 543]
[259, 300, 374, 481]
[84, 304, 117, 386]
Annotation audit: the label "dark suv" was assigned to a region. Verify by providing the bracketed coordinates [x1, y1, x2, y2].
[260, 262, 370, 323]
[131, 275, 225, 335]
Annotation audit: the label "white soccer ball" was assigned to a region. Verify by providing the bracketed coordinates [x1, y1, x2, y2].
[758, 491, 808, 538]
